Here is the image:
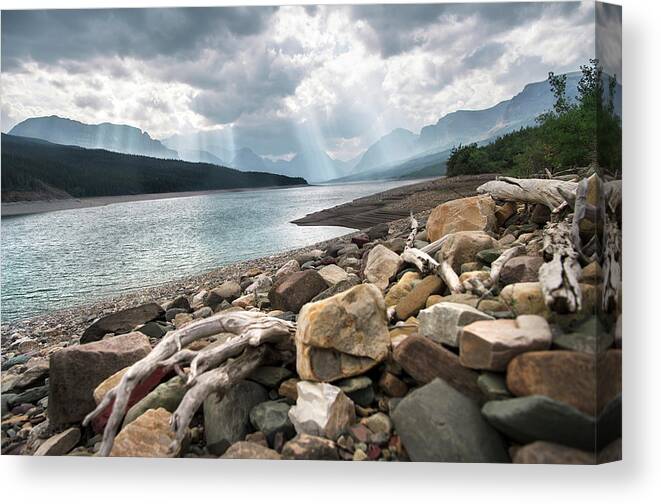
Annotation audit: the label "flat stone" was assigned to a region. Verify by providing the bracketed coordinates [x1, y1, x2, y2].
[123, 376, 187, 427]
[269, 270, 328, 313]
[482, 395, 597, 451]
[366, 222, 390, 240]
[110, 408, 177, 457]
[460, 315, 552, 371]
[81, 303, 164, 343]
[428, 293, 508, 312]
[318, 264, 349, 286]
[296, 284, 390, 382]
[552, 316, 614, 354]
[204, 380, 268, 454]
[392, 378, 508, 462]
[427, 195, 497, 242]
[221, 441, 281, 460]
[249, 400, 295, 444]
[395, 275, 444, 320]
[289, 381, 355, 440]
[48, 332, 151, 425]
[34, 427, 81, 456]
[384, 271, 421, 307]
[281, 433, 339, 460]
[364, 244, 403, 291]
[393, 335, 481, 401]
[500, 256, 545, 285]
[418, 301, 493, 347]
[506, 350, 621, 416]
[436, 230, 498, 273]
[513, 441, 595, 464]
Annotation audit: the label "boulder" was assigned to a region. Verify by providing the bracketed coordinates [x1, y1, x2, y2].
[288, 381, 356, 440]
[418, 302, 493, 347]
[506, 350, 621, 416]
[393, 335, 481, 401]
[395, 275, 444, 320]
[204, 380, 268, 454]
[513, 441, 595, 464]
[34, 427, 81, 456]
[81, 303, 164, 343]
[275, 259, 300, 281]
[363, 244, 403, 290]
[123, 376, 187, 427]
[206, 281, 242, 306]
[427, 195, 497, 242]
[110, 408, 177, 457]
[269, 270, 328, 313]
[281, 433, 340, 460]
[296, 284, 390, 382]
[500, 282, 597, 318]
[249, 400, 295, 444]
[221, 441, 281, 460]
[93, 367, 129, 404]
[366, 222, 390, 240]
[245, 274, 273, 295]
[318, 264, 349, 286]
[459, 315, 552, 371]
[384, 271, 421, 307]
[391, 378, 508, 462]
[436, 231, 498, 273]
[311, 276, 361, 303]
[48, 332, 151, 425]
[500, 256, 545, 285]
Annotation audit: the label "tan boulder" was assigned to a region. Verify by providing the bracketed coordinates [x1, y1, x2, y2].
[500, 282, 597, 318]
[384, 271, 421, 307]
[93, 367, 130, 404]
[437, 231, 498, 273]
[427, 195, 497, 241]
[363, 244, 403, 290]
[110, 408, 177, 458]
[395, 275, 444, 320]
[318, 264, 349, 286]
[221, 441, 281, 460]
[296, 284, 390, 382]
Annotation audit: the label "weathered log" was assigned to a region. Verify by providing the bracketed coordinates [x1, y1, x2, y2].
[401, 247, 439, 275]
[477, 177, 578, 209]
[404, 213, 419, 250]
[489, 245, 526, 286]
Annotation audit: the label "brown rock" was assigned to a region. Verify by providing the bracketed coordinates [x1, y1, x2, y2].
[427, 195, 497, 241]
[378, 371, 408, 397]
[206, 280, 242, 306]
[48, 332, 151, 425]
[110, 408, 177, 458]
[384, 271, 421, 307]
[363, 244, 404, 291]
[501, 282, 597, 318]
[581, 261, 603, 285]
[269, 270, 328, 313]
[93, 367, 129, 404]
[459, 270, 491, 284]
[11, 358, 49, 390]
[495, 202, 517, 226]
[530, 203, 551, 225]
[459, 315, 552, 371]
[437, 231, 498, 273]
[500, 256, 545, 285]
[278, 378, 300, 401]
[296, 284, 390, 382]
[34, 427, 81, 456]
[506, 350, 621, 416]
[513, 441, 595, 464]
[81, 303, 164, 343]
[395, 275, 444, 320]
[430, 293, 508, 312]
[281, 433, 339, 460]
[393, 335, 481, 401]
[221, 441, 282, 460]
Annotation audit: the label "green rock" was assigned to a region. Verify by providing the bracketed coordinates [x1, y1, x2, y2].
[477, 372, 512, 401]
[123, 376, 187, 427]
[476, 248, 503, 265]
[249, 400, 295, 444]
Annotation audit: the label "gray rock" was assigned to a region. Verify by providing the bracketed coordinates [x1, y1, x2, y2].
[34, 427, 81, 456]
[366, 223, 389, 240]
[392, 378, 509, 462]
[1, 354, 31, 371]
[81, 303, 164, 343]
[418, 301, 493, 347]
[165, 307, 188, 322]
[8, 385, 48, 406]
[123, 376, 187, 426]
[336, 376, 374, 407]
[249, 400, 295, 444]
[249, 367, 293, 389]
[477, 372, 512, 401]
[205, 380, 268, 454]
[192, 306, 213, 319]
[310, 276, 361, 303]
[136, 321, 171, 339]
[167, 295, 191, 312]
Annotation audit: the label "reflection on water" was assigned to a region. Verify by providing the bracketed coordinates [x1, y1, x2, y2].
[1, 180, 412, 322]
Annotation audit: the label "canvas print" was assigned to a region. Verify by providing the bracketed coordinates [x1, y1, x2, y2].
[0, 2, 621, 464]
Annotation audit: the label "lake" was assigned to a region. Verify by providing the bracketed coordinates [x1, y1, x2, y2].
[1, 180, 415, 322]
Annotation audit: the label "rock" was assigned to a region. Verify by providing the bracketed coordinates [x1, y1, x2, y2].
[506, 350, 621, 416]
[245, 274, 273, 294]
[459, 315, 552, 371]
[296, 284, 390, 382]
[363, 244, 403, 290]
[10, 358, 49, 390]
[500, 256, 545, 285]
[123, 376, 187, 427]
[395, 275, 444, 320]
[1, 354, 30, 371]
[93, 367, 129, 404]
[275, 259, 300, 281]
[221, 441, 281, 460]
[427, 195, 497, 242]
[353, 448, 368, 461]
[384, 271, 421, 307]
[289, 381, 356, 440]
[34, 427, 81, 456]
[418, 302, 493, 347]
[482, 395, 597, 451]
[500, 282, 597, 318]
[366, 223, 389, 240]
[173, 312, 193, 328]
[428, 292, 508, 312]
[351, 233, 371, 247]
[278, 378, 300, 401]
[530, 203, 551, 224]
[249, 366, 293, 389]
[477, 372, 512, 401]
[81, 303, 164, 343]
[581, 261, 602, 284]
[281, 433, 340, 460]
[48, 332, 151, 425]
[459, 270, 491, 284]
[392, 378, 508, 462]
[192, 306, 213, 319]
[437, 231, 498, 273]
[311, 276, 361, 303]
[476, 248, 502, 265]
[513, 441, 595, 464]
[378, 372, 408, 397]
[206, 281, 242, 307]
[204, 380, 268, 454]
[136, 321, 171, 338]
[6, 385, 48, 406]
[325, 241, 344, 258]
[249, 400, 295, 444]
[393, 335, 481, 401]
[295, 249, 324, 265]
[598, 438, 622, 464]
[165, 307, 188, 322]
[167, 295, 191, 312]
[336, 376, 374, 407]
[269, 270, 328, 313]
[495, 201, 517, 226]
[553, 316, 613, 354]
[110, 408, 177, 457]
[191, 290, 207, 309]
[362, 412, 392, 435]
[318, 264, 349, 286]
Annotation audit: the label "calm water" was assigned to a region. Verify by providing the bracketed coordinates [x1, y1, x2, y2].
[1, 180, 414, 322]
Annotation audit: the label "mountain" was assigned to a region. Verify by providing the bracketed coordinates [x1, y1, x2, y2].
[351, 128, 421, 173]
[176, 149, 225, 165]
[1, 134, 307, 202]
[231, 147, 268, 172]
[9, 116, 178, 159]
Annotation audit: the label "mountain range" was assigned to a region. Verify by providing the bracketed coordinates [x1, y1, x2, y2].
[8, 71, 617, 184]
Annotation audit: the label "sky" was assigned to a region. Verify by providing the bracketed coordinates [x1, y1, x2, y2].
[1, 2, 599, 161]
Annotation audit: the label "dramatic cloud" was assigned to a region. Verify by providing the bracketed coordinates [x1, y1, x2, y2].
[1, 3, 598, 160]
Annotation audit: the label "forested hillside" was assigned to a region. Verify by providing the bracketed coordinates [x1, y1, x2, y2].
[1, 134, 307, 202]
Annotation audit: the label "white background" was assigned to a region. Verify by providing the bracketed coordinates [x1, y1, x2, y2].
[1, 0, 659, 502]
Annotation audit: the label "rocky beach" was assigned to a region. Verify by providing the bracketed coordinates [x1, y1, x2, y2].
[1, 174, 622, 464]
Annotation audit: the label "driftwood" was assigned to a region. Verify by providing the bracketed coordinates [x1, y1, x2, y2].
[83, 311, 295, 457]
[405, 213, 419, 249]
[401, 247, 464, 294]
[477, 177, 578, 210]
